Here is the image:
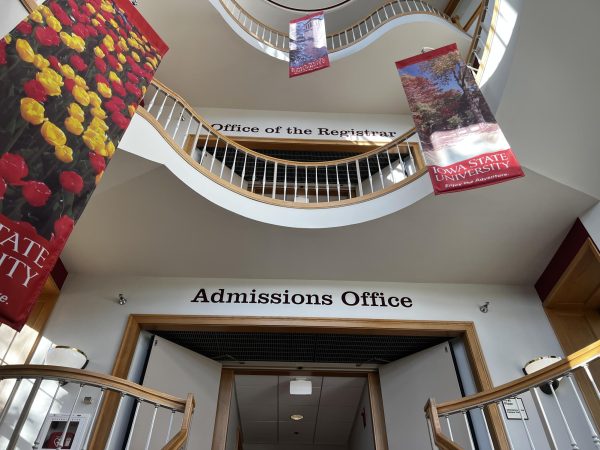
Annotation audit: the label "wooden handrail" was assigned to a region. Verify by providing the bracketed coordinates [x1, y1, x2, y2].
[0, 365, 187, 411]
[425, 399, 463, 450]
[425, 340, 600, 449]
[437, 339, 600, 415]
[163, 393, 195, 450]
[0, 365, 196, 450]
[150, 77, 420, 168]
[221, 0, 456, 53]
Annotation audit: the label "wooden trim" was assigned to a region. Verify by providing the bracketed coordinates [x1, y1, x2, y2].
[437, 339, 600, 413]
[144, 82, 419, 167]
[464, 2, 484, 31]
[164, 393, 196, 450]
[96, 315, 508, 449]
[0, 365, 187, 410]
[88, 315, 143, 448]
[19, 0, 37, 13]
[425, 399, 462, 450]
[368, 372, 390, 450]
[194, 136, 391, 153]
[536, 219, 591, 302]
[211, 369, 234, 450]
[137, 107, 428, 210]
[473, 0, 499, 82]
[543, 238, 600, 309]
[444, 0, 461, 16]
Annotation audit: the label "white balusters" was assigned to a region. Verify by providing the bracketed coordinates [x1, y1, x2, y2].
[56, 383, 84, 450]
[516, 396, 536, 449]
[272, 162, 278, 199]
[166, 409, 176, 444]
[124, 399, 141, 450]
[445, 415, 454, 440]
[144, 404, 159, 450]
[530, 386, 558, 449]
[566, 373, 600, 448]
[463, 411, 476, 450]
[548, 383, 580, 449]
[479, 406, 495, 450]
[82, 387, 105, 449]
[105, 392, 126, 449]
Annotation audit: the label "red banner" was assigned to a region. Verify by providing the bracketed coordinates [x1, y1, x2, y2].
[0, 0, 167, 330]
[289, 12, 330, 78]
[395, 44, 523, 194]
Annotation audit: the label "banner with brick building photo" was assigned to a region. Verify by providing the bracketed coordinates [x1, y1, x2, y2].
[0, 0, 168, 330]
[289, 11, 329, 78]
[395, 43, 524, 194]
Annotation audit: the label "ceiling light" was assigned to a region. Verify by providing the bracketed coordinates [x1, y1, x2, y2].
[290, 414, 304, 421]
[290, 378, 312, 395]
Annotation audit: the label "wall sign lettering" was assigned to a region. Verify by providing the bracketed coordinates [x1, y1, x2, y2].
[191, 288, 414, 308]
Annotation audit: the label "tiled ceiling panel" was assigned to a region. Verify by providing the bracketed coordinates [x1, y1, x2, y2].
[235, 375, 367, 449]
[154, 330, 448, 364]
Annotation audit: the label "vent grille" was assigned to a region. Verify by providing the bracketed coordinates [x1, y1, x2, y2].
[153, 331, 448, 364]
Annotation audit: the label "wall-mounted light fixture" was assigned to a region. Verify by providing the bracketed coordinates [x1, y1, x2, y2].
[290, 414, 304, 421]
[118, 293, 127, 305]
[290, 378, 312, 395]
[523, 356, 562, 394]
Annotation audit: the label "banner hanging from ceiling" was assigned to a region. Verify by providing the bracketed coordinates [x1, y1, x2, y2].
[395, 43, 524, 194]
[289, 11, 329, 78]
[0, 0, 168, 330]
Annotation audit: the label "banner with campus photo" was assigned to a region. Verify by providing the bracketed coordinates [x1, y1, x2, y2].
[0, 0, 168, 330]
[289, 11, 329, 78]
[395, 43, 524, 194]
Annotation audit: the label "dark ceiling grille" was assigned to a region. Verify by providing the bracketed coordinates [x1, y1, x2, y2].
[152, 331, 448, 364]
[203, 146, 412, 186]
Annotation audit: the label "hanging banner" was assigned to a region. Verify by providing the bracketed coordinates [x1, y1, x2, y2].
[0, 0, 168, 330]
[395, 43, 524, 194]
[289, 11, 329, 78]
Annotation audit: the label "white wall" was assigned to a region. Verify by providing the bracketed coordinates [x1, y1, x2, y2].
[0, 1, 28, 38]
[348, 382, 374, 450]
[195, 107, 417, 144]
[581, 202, 600, 247]
[8, 275, 595, 450]
[119, 114, 434, 229]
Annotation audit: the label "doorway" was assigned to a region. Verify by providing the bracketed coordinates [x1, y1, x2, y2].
[228, 372, 373, 450]
[89, 316, 508, 449]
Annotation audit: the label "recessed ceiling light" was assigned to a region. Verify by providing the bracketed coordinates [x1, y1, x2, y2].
[290, 378, 312, 395]
[290, 414, 304, 421]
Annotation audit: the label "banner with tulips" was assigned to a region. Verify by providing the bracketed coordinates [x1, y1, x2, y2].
[395, 44, 524, 194]
[0, 0, 168, 330]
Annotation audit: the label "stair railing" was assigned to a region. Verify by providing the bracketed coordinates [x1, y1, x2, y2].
[139, 78, 428, 208]
[219, 0, 455, 54]
[0, 364, 194, 450]
[135, 0, 496, 209]
[425, 340, 600, 449]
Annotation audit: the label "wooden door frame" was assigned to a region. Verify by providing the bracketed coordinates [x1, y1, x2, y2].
[89, 315, 510, 449]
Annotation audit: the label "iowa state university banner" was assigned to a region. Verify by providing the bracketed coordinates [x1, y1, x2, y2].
[395, 44, 523, 194]
[289, 11, 329, 78]
[0, 0, 167, 330]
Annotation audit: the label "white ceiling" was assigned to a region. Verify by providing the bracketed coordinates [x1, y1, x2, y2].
[235, 374, 366, 449]
[61, 150, 596, 284]
[136, 0, 468, 114]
